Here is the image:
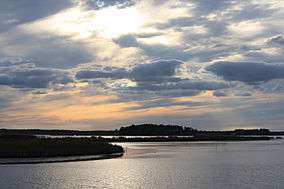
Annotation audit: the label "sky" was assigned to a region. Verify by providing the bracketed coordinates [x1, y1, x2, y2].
[0, 0, 284, 130]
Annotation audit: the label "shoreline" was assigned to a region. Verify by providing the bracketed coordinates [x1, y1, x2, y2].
[0, 134, 281, 165]
[0, 152, 123, 165]
[1, 137, 282, 165]
[97, 136, 279, 143]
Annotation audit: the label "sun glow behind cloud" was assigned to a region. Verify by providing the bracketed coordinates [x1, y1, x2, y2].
[22, 5, 148, 39]
[20, 0, 191, 45]
[93, 6, 148, 38]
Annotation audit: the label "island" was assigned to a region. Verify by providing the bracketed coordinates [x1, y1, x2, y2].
[0, 134, 124, 164]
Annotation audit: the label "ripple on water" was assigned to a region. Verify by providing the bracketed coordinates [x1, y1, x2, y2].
[0, 140, 284, 189]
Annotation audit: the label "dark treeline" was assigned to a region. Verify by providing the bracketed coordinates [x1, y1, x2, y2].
[119, 124, 197, 136]
[2, 124, 281, 159]
[94, 136, 274, 142]
[0, 137, 123, 158]
[1, 124, 284, 137]
[0, 129, 117, 136]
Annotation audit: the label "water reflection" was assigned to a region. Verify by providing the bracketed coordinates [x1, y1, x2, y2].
[0, 140, 284, 189]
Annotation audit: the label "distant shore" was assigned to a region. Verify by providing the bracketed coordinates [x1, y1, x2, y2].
[96, 135, 280, 143]
[1, 124, 284, 137]
[1, 124, 283, 164]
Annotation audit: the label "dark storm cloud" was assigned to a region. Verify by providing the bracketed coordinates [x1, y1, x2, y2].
[76, 59, 228, 94]
[76, 67, 128, 79]
[207, 61, 284, 83]
[130, 59, 183, 80]
[0, 65, 73, 88]
[114, 35, 139, 48]
[76, 59, 182, 80]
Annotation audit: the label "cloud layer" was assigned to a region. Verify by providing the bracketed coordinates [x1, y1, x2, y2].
[207, 61, 284, 83]
[0, 0, 284, 130]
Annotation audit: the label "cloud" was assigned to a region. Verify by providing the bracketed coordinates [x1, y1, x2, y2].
[114, 34, 192, 61]
[0, 0, 73, 32]
[76, 67, 128, 79]
[188, 97, 284, 131]
[80, 0, 134, 10]
[207, 61, 284, 83]
[76, 59, 228, 98]
[0, 31, 94, 68]
[192, 0, 232, 15]
[114, 35, 139, 47]
[0, 87, 18, 109]
[130, 79, 228, 91]
[213, 90, 227, 97]
[125, 98, 202, 111]
[0, 63, 72, 88]
[130, 59, 183, 81]
[254, 79, 284, 93]
[268, 36, 284, 46]
[76, 59, 182, 80]
[237, 92, 252, 97]
[228, 2, 277, 21]
[1, 0, 284, 130]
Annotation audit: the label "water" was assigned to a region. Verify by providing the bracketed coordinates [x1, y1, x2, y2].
[1, 140, 284, 189]
[36, 135, 194, 138]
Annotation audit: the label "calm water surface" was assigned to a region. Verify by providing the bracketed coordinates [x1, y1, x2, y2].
[1, 140, 284, 189]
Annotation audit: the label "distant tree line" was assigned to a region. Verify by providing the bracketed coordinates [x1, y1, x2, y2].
[119, 124, 197, 136]
[0, 124, 283, 137]
[0, 137, 123, 158]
